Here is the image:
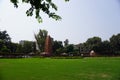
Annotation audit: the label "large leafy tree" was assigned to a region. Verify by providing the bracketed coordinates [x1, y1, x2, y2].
[99, 40, 112, 55]
[0, 30, 11, 53]
[110, 34, 120, 54]
[35, 29, 48, 52]
[22, 41, 35, 53]
[5, 42, 18, 53]
[52, 40, 63, 55]
[0, 30, 11, 43]
[10, 0, 69, 23]
[86, 37, 102, 52]
[64, 39, 69, 47]
[16, 40, 36, 54]
[65, 44, 74, 53]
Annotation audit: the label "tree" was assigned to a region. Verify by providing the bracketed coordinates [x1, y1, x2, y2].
[86, 37, 102, 52]
[64, 39, 69, 46]
[0, 30, 11, 43]
[10, 0, 69, 23]
[65, 44, 74, 53]
[99, 40, 112, 55]
[35, 29, 48, 52]
[0, 30, 11, 53]
[32, 42, 37, 53]
[52, 40, 63, 55]
[16, 44, 23, 53]
[16, 40, 36, 54]
[0, 46, 11, 53]
[0, 40, 4, 50]
[5, 42, 18, 53]
[110, 34, 120, 55]
[22, 41, 35, 53]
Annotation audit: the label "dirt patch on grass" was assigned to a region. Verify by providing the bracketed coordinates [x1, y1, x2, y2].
[77, 73, 111, 80]
[101, 73, 110, 78]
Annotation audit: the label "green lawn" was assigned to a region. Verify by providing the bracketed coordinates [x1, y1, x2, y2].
[0, 57, 120, 80]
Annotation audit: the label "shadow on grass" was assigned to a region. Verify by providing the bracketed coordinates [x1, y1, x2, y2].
[0, 73, 3, 80]
[117, 75, 120, 80]
[0, 68, 4, 80]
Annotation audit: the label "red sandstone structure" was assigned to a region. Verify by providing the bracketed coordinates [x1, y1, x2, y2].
[44, 35, 53, 56]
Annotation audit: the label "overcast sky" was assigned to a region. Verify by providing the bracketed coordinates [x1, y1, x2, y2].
[0, 0, 120, 44]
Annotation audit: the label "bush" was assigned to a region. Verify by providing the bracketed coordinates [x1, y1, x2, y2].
[1, 46, 11, 53]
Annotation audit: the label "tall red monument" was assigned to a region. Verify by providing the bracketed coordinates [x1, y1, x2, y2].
[44, 35, 53, 56]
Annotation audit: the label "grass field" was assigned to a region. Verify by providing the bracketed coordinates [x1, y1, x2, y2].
[0, 57, 120, 80]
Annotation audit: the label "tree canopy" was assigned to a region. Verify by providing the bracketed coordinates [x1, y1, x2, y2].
[110, 34, 120, 54]
[34, 29, 48, 52]
[10, 0, 69, 23]
[0, 30, 11, 43]
[0, 30, 11, 53]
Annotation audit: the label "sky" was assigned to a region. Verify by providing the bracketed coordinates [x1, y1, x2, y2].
[0, 0, 120, 44]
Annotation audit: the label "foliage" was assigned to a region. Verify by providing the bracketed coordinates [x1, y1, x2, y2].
[35, 29, 48, 52]
[0, 30, 11, 43]
[110, 34, 120, 55]
[22, 41, 35, 53]
[98, 41, 112, 54]
[79, 43, 89, 53]
[16, 44, 23, 53]
[52, 40, 63, 55]
[16, 40, 36, 54]
[86, 37, 102, 51]
[0, 30, 11, 53]
[0, 40, 4, 50]
[0, 46, 11, 53]
[10, 0, 69, 23]
[78, 34, 120, 55]
[52, 34, 120, 56]
[0, 29, 120, 56]
[65, 44, 74, 53]
[64, 39, 69, 46]
[6, 42, 18, 53]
